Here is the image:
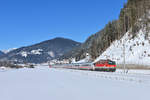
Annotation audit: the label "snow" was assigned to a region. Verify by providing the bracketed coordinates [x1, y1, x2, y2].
[20, 51, 28, 57]
[48, 51, 55, 57]
[0, 66, 7, 71]
[31, 49, 43, 55]
[19, 49, 43, 57]
[95, 29, 150, 66]
[0, 66, 150, 100]
[2, 48, 17, 54]
[74, 53, 91, 63]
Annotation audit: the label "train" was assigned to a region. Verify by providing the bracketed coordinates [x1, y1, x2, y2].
[49, 59, 116, 72]
[93, 59, 116, 72]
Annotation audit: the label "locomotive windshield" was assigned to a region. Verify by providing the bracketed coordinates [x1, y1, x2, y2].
[108, 61, 116, 65]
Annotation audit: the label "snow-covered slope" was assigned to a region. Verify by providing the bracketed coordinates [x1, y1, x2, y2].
[95, 29, 150, 65]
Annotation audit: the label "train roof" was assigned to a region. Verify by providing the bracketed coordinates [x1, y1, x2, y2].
[93, 59, 115, 63]
[71, 62, 93, 65]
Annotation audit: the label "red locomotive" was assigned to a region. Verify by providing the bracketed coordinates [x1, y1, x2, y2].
[93, 59, 116, 72]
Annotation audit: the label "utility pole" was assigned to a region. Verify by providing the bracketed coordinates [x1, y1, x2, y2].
[123, 7, 131, 73]
[123, 40, 126, 73]
[123, 8, 127, 73]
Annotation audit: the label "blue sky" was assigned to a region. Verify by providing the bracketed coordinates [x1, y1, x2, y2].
[0, 0, 127, 50]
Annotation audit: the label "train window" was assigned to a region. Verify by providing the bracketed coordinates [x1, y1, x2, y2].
[108, 61, 116, 65]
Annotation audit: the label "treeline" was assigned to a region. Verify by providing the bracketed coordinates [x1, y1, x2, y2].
[0, 61, 35, 69]
[75, 0, 150, 61]
[0, 61, 23, 68]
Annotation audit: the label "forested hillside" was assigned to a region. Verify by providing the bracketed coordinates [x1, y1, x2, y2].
[74, 0, 150, 61]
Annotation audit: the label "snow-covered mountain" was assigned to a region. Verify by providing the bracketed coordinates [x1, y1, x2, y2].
[2, 48, 17, 54]
[95, 29, 150, 65]
[0, 37, 81, 63]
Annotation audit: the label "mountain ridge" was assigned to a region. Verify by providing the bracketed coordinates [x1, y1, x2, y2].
[0, 51, 5, 57]
[0, 37, 81, 63]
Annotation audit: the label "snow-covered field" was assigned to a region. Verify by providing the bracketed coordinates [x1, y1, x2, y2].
[0, 66, 150, 100]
